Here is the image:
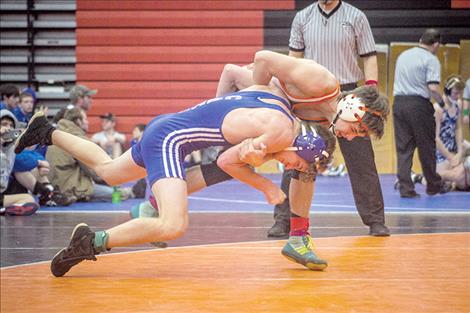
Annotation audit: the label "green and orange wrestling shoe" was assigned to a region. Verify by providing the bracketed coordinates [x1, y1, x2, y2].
[281, 234, 328, 271]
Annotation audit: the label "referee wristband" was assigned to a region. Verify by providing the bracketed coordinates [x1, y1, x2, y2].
[365, 80, 378, 86]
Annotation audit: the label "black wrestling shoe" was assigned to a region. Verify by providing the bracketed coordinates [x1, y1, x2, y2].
[131, 178, 147, 199]
[51, 223, 98, 277]
[14, 111, 55, 154]
[267, 221, 290, 238]
[400, 191, 421, 198]
[426, 181, 453, 196]
[369, 223, 391, 237]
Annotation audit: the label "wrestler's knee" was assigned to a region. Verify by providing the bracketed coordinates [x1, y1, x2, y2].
[160, 216, 189, 240]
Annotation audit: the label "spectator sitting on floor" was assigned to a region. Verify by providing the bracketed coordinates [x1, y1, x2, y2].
[12, 91, 34, 124]
[0, 85, 20, 111]
[91, 113, 126, 159]
[434, 75, 470, 190]
[47, 107, 133, 202]
[0, 109, 39, 215]
[12, 148, 76, 207]
[53, 84, 97, 124]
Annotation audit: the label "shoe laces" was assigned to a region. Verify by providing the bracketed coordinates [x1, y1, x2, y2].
[303, 234, 316, 251]
[63, 232, 96, 261]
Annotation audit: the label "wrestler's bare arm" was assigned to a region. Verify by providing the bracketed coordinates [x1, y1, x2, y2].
[216, 63, 280, 97]
[215, 64, 255, 97]
[217, 124, 292, 204]
[253, 50, 337, 98]
[217, 140, 285, 205]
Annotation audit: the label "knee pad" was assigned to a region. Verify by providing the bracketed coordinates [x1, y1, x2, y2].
[200, 162, 233, 187]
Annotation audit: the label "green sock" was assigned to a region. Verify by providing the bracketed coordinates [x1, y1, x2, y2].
[94, 231, 109, 253]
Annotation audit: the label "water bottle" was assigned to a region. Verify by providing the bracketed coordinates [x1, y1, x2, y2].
[112, 187, 121, 204]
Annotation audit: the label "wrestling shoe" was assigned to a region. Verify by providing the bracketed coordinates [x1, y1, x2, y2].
[267, 221, 290, 238]
[14, 111, 55, 154]
[131, 178, 147, 198]
[129, 201, 167, 248]
[50, 223, 98, 277]
[39, 188, 77, 207]
[369, 223, 390, 236]
[130, 201, 158, 219]
[281, 234, 327, 271]
[3, 202, 39, 216]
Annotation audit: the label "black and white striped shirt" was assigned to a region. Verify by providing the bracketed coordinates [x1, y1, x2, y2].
[289, 1, 376, 85]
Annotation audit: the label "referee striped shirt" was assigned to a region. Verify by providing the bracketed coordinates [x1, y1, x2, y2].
[289, 1, 376, 85]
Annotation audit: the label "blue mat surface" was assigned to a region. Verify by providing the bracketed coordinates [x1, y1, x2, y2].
[38, 174, 470, 213]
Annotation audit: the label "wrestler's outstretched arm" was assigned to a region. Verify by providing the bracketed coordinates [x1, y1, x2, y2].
[217, 133, 290, 205]
[237, 140, 316, 218]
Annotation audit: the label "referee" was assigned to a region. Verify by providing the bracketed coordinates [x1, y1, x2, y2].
[393, 28, 449, 197]
[268, 0, 390, 237]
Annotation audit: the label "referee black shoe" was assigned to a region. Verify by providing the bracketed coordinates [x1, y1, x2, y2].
[426, 181, 453, 196]
[51, 223, 98, 277]
[14, 111, 55, 154]
[369, 223, 391, 236]
[267, 221, 290, 238]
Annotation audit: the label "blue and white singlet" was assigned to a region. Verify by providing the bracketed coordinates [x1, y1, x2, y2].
[131, 91, 292, 184]
[436, 104, 460, 163]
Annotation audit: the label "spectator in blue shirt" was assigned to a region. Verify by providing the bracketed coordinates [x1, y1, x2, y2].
[12, 91, 34, 124]
[0, 85, 19, 111]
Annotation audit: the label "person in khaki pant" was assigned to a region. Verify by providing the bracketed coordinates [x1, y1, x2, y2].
[47, 108, 132, 202]
[47, 108, 95, 200]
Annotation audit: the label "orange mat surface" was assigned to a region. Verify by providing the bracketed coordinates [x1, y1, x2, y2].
[1, 233, 469, 313]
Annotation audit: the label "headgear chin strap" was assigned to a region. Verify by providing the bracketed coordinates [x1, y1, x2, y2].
[284, 123, 329, 163]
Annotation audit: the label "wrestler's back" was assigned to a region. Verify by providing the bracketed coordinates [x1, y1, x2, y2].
[152, 91, 295, 154]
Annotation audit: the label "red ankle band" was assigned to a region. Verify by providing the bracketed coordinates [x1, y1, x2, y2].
[290, 217, 309, 236]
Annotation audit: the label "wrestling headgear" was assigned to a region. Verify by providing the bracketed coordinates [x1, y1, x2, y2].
[444, 76, 464, 96]
[333, 94, 383, 127]
[284, 123, 329, 163]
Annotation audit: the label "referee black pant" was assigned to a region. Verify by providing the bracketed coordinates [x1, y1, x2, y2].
[273, 83, 385, 227]
[393, 95, 442, 195]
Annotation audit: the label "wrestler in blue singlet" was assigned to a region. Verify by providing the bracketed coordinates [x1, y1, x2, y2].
[131, 91, 293, 185]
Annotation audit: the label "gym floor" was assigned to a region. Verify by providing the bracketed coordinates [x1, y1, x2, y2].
[1, 174, 469, 312]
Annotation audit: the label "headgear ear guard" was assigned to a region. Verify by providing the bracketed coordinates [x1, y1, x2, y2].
[444, 76, 461, 96]
[284, 123, 329, 163]
[335, 94, 383, 122]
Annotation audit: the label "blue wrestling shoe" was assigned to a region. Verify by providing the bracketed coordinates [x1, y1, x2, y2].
[130, 201, 158, 219]
[281, 235, 328, 271]
[130, 201, 167, 248]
